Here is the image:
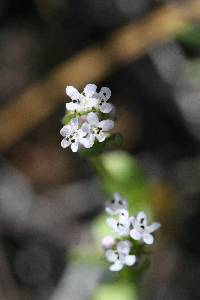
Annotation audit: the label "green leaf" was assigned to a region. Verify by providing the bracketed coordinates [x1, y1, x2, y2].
[107, 132, 124, 147]
[81, 133, 121, 157]
[92, 282, 138, 300]
[81, 140, 107, 157]
[177, 24, 200, 47]
[100, 151, 152, 214]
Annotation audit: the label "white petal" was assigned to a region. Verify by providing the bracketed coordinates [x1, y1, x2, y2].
[87, 134, 95, 147]
[80, 135, 94, 148]
[129, 216, 135, 227]
[130, 229, 142, 241]
[96, 131, 106, 142]
[77, 129, 86, 138]
[60, 125, 71, 137]
[118, 226, 129, 237]
[114, 192, 121, 202]
[87, 112, 99, 126]
[61, 139, 70, 148]
[66, 86, 80, 100]
[107, 218, 117, 231]
[117, 241, 131, 255]
[66, 102, 78, 111]
[143, 233, 154, 245]
[100, 103, 113, 113]
[88, 97, 98, 108]
[99, 87, 111, 100]
[114, 193, 128, 210]
[70, 118, 79, 131]
[71, 142, 79, 152]
[110, 261, 123, 271]
[99, 120, 114, 131]
[147, 222, 161, 233]
[105, 249, 117, 262]
[83, 84, 97, 97]
[137, 211, 147, 226]
[125, 255, 136, 266]
[119, 209, 129, 222]
[81, 122, 91, 134]
[105, 207, 116, 215]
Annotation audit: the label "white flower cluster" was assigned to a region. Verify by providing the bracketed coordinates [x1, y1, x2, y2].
[102, 192, 161, 271]
[60, 84, 115, 152]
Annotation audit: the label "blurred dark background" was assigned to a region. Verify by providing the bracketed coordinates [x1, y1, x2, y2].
[0, 0, 200, 299]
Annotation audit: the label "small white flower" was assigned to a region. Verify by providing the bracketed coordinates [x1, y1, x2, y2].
[81, 112, 114, 148]
[97, 87, 113, 113]
[105, 192, 128, 215]
[130, 211, 161, 245]
[102, 236, 115, 249]
[107, 209, 130, 237]
[66, 84, 98, 113]
[60, 118, 86, 152]
[105, 240, 136, 271]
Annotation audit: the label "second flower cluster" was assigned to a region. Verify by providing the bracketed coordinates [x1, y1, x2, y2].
[102, 192, 161, 271]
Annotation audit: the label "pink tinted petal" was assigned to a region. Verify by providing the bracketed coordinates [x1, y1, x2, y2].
[66, 86, 80, 100]
[100, 103, 113, 113]
[99, 87, 111, 100]
[143, 233, 154, 245]
[125, 255, 136, 266]
[147, 222, 161, 233]
[99, 120, 114, 131]
[87, 112, 99, 126]
[130, 229, 141, 241]
[102, 236, 115, 249]
[61, 139, 70, 148]
[83, 84, 97, 97]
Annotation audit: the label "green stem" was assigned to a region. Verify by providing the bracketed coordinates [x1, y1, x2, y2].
[88, 155, 110, 182]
